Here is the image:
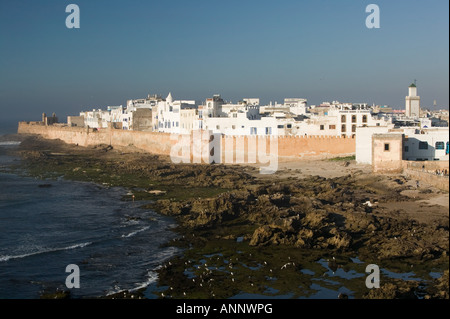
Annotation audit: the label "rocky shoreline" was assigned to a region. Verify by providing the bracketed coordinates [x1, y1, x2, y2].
[4, 134, 449, 299]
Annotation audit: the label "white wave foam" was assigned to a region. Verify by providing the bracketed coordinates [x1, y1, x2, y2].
[130, 270, 159, 292]
[121, 226, 150, 238]
[0, 141, 21, 146]
[0, 242, 92, 262]
[105, 270, 158, 296]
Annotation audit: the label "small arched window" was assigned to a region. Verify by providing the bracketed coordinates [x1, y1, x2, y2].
[362, 115, 368, 123]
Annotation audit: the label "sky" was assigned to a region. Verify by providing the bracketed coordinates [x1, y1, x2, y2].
[0, 0, 448, 122]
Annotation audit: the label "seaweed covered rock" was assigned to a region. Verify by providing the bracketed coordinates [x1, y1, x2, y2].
[363, 280, 419, 299]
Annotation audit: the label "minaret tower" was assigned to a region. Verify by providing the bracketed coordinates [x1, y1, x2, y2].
[405, 81, 420, 117]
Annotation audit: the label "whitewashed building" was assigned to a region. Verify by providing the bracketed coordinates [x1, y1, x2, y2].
[356, 126, 449, 164]
[80, 109, 110, 129]
[155, 93, 197, 134]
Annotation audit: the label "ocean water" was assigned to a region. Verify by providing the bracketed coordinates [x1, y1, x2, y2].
[0, 121, 19, 136]
[0, 138, 180, 299]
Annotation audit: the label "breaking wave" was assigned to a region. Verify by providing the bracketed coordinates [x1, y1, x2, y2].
[121, 226, 150, 238]
[0, 242, 92, 262]
[0, 141, 21, 146]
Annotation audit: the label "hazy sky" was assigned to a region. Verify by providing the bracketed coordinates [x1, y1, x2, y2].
[0, 0, 448, 122]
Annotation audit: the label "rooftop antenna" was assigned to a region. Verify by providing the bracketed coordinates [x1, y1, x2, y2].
[414, 79, 417, 86]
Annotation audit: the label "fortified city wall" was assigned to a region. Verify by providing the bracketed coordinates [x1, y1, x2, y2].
[17, 122, 356, 161]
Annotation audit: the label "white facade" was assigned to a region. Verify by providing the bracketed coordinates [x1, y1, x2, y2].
[204, 113, 278, 136]
[179, 108, 199, 134]
[335, 109, 391, 137]
[404, 128, 449, 161]
[260, 98, 308, 117]
[221, 104, 260, 119]
[127, 94, 162, 109]
[80, 109, 110, 129]
[356, 126, 449, 164]
[156, 93, 196, 134]
[284, 98, 308, 116]
[108, 106, 124, 124]
[355, 126, 394, 164]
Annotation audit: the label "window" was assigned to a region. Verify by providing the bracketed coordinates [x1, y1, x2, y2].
[362, 115, 368, 123]
[287, 124, 292, 129]
[341, 124, 346, 132]
[277, 125, 284, 129]
[419, 142, 428, 150]
[341, 115, 346, 122]
[435, 141, 445, 150]
[405, 146, 409, 152]
[232, 125, 236, 129]
[265, 127, 272, 135]
[233, 113, 237, 118]
[376, 123, 380, 126]
[250, 127, 257, 135]
[216, 125, 220, 129]
[320, 125, 325, 131]
[352, 115, 357, 123]
[384, 143, 390, 151]
[329, 125, 336, 130]
[352, 125, 356, 133]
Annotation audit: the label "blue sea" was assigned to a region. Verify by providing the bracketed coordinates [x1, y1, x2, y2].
[0, 122, 180, 299]
[0, 121, 18, 136]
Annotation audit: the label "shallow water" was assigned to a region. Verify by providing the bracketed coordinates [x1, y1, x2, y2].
[166, 238, 446, 299]
[0, 143, 180, 299]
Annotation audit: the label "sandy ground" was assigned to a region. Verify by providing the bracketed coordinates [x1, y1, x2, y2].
[244, 158, 449, 225]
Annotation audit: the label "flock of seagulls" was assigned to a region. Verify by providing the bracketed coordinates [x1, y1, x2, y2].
[159, 254, 349, 299]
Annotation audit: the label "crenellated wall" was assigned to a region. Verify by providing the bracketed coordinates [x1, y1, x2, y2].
[17, 122, 356, 161]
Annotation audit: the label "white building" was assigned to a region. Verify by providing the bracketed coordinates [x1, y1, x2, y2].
[356, 126, 449, 164]
[283, 98, 308, 115]
[80, 109, 110, 129]
[403, 128, 449, 161]
[260, 98, 308, 117]
[127, 94, 162, 109]
[356, 126, 396, 164]
[204, 112, 278, 136]
[155, 93, 197, 134]
[108, 106, 124, 125]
